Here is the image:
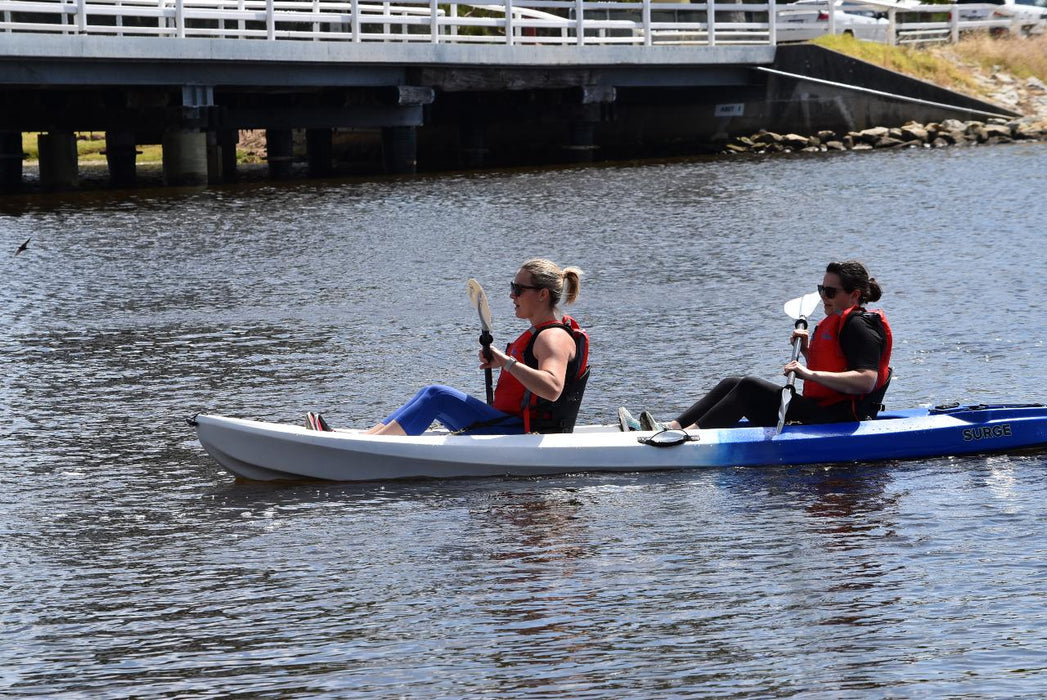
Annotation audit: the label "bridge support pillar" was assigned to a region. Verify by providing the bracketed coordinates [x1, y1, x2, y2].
[267, 129, 294, 179]
[458, 122, 486, 169]
[218, 129, 239, 183]
[105, 131, 138, 188]
[382, 126, 417, 175]
[38, 132, 79, 191]
[565, 122, 597, 163]
[162, 130, 208, 186]
[0, 132, 24, 193]
[307, 128, 334, 178]
[205, 131, 225, 185]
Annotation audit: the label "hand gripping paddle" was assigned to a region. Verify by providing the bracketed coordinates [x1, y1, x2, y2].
[467, 279, 495, 405]
[776, 291, 821, 434]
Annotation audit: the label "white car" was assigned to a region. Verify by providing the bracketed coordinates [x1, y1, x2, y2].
[955, 0, 1047, 31]
[777, 0, 891, 42]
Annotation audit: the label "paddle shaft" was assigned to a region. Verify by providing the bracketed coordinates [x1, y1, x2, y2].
[776, 317, 809, 433]
[480, 329, 494, 405]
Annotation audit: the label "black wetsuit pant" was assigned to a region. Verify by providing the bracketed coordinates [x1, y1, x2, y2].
[675, 376, 856, 429]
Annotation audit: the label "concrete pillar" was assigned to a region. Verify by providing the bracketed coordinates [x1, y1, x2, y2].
[205, 131, 223, 185]
[105, 131, 138, 188]
[565, 122, 597, 163]
[162, 130, 208, 186]
[218, 129, 238, 183]
[306, 128, 333, 178]
[458, 122, 486, 169]
[266, 128, 294, 180]
[38, 132, 79, 190]
[0, 132, 24, 193]
[382, 126, 417, 175]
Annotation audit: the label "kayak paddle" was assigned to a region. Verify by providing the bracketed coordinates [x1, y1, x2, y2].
[776, 291, 821, 434]
[467, 278, 495, 405]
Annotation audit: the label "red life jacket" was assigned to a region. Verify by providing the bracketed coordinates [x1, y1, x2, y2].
[492, 315, 590, 433]
[804, 306, 893, 414]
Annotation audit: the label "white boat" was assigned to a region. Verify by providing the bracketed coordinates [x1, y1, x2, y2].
[191, 404, 1047, 482]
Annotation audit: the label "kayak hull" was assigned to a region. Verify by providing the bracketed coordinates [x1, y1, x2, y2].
[193, 404, 1047, 482]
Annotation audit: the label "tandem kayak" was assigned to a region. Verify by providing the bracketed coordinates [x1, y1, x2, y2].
[191, 403, 1047, 482]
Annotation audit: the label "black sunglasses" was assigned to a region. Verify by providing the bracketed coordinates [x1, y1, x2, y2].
[510, 281, 541, 295]
[817, 284, 842, 299]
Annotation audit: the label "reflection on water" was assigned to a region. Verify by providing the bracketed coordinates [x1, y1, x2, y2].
[2, 144, 1047, 696]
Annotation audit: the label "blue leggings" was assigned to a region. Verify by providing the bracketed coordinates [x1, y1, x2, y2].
[382, 384, 524, 436]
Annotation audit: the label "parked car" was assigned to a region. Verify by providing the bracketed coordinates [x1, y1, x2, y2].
[955, 0, 1046, 32]
[777, 0, 891, 42]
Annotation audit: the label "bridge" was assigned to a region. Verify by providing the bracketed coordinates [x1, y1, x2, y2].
[0, 0, 1020, 191]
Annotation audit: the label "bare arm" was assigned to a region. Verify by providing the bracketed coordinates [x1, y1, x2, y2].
[481, 328, 574, 402]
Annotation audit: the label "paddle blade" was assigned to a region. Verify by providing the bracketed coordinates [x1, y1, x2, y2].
[466, 278, 493, 332]
[784, 292, 821, 320]
[776, 386, 793, 434]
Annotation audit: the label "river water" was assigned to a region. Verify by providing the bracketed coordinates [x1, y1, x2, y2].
[2, 144, 1046, 697]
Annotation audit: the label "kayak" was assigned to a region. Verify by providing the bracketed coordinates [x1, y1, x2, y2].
[191, 403, 1047, 482]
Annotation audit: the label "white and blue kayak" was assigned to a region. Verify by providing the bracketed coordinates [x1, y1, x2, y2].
[191, 403, 1047, 482]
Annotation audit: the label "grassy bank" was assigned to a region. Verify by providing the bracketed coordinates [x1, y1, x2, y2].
[22, 132, 164, 163]
[814, 33, 1047, 113]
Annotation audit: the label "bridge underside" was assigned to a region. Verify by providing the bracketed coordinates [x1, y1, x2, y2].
[0, 37, 1015, 192]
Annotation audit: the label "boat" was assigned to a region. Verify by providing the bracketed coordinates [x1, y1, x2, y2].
[190, 403, 1047, 482]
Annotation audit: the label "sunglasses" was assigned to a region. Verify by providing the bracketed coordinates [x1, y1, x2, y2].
[817, 284, 842, 299]
[510, 281, 541, 296]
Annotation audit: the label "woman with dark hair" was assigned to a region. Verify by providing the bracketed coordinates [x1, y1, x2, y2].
[625, 260, 892, 431]
[367, 258, 590, 436]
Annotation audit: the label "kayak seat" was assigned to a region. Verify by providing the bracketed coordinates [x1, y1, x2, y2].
[531, 366, 591, 433]
[855, 367, 892, 421]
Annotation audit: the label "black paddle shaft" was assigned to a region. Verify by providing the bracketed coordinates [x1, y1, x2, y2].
[480, 329, 494, 404]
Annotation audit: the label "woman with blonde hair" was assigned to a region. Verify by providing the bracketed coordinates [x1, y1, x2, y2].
[368, 258, 590, 436]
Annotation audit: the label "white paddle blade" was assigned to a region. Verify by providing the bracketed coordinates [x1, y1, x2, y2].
[776, 387, 792, 434]
[466, 278, 494, 332]
[784, 292, 821, 320]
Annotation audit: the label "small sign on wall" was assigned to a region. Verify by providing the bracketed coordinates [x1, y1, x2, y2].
[715, 103, 745, 117]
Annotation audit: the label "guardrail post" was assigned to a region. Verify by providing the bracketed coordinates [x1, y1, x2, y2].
[576, 0, 584, 45]
[827, 0, 835, 35]
[949, 4, 959, 43]
[642, 0, 651, 46]
[505, 0, 514, 45]
[708, 0, 716, 45]
[887, 7, 896, 46]
[266, 0, 275, 40]
[768, 0, 775, 44]
[351, 0, 360, 41]
[176, 0, 185, 38]
[430, 0, 439, 42]
[76, 0, 86, 34]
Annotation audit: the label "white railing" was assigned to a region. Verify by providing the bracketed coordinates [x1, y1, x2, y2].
[0, 0, 784, 45]
[0, 0, 1040, 45]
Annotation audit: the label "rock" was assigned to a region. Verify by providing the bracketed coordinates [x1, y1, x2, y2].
[875, 136, 907, 148]
[725, 143, 749, 153]
[801, 146, 821, 153]
[781, 133, 810, 149]
[856, 126, 890, 143]
[900, 124, 929, 141]
[852, 143, 874, 151]
[825, 141, 847, 151]
[940, 119, 967, 132]
[1027, 76, 1047, 92]
[992, 72, 1015, 84]
[753, 131, 783, 145]
[817, 130, 837, 141]
[931, 137, 950, 148]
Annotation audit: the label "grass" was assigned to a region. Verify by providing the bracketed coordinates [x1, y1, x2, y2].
[22, 132, 164, 163]
[948, 32, 1047, 81]
[813, 33, 983, 93]
[814, 32, 1047, 102]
